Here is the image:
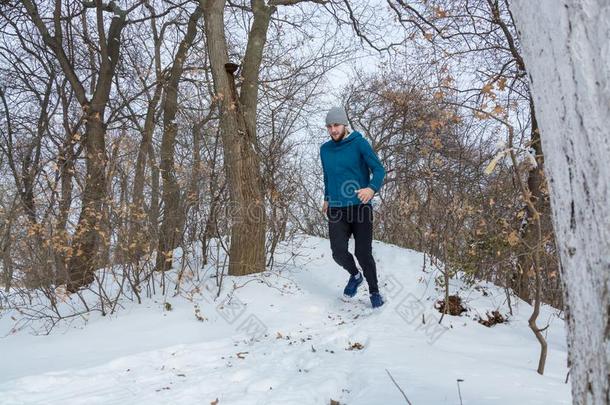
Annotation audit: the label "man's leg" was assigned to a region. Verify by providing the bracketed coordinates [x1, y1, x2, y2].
[352, 204, 379, 294]
[328, 207, 359, 276]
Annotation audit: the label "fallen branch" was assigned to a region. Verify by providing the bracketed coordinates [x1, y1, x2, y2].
[385, 368, 412, 405]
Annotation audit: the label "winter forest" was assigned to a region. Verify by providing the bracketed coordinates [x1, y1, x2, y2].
[0, 0, 608, 404]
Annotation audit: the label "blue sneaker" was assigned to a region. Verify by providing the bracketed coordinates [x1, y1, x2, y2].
[343, 272, 363, 298]
[370, 292, 384, 308]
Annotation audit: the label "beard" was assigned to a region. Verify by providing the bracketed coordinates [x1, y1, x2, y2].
[331, 129, 348, 143]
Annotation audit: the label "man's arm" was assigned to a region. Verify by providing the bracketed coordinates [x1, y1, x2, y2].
[359, 137, 385, 193]
[320, 148, 330, 209]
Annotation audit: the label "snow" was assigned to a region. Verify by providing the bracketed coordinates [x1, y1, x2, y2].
[0, 235, 571, 404]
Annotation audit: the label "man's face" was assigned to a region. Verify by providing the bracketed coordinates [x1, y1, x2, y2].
[326, 123, 346, 141]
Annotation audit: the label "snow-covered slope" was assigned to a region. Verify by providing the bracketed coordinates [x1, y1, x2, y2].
[0, 235, 571, 404]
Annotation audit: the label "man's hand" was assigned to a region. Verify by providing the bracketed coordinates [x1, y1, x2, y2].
[322, 200, 329, 213]
[356, 187, 375, 203]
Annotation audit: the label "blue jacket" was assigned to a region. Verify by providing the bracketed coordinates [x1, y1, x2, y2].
[320, 131, 386, 207]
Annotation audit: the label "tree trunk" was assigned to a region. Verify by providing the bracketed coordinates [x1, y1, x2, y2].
[201, 0, 267, 276]
[155, 6, 202, 272]
[185, 119, 205, 243]
[68, 112, 108, 290]
[200, 127, 223, 266]
[511, 1, 610, 403]
[128, 2, 165, 263]
[148, 137, 161, 249]
[514, 103, 545, 304]
[130, 82, 162, 263]
[21, 0, 128, 291]
[55, 87, 78, 284]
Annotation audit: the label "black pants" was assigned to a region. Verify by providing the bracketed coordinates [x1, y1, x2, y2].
[327, 203, 379, 294]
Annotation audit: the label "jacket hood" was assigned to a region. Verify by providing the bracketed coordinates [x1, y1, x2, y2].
[329, 130, 362, 146]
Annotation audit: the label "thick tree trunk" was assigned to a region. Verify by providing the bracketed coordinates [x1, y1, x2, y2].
[201, 0, 267, 276]
[68, 113, 108, 290]
[511, 1, 610, 403]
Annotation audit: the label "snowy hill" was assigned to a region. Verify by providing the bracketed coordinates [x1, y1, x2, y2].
[0, 235, 571, 404]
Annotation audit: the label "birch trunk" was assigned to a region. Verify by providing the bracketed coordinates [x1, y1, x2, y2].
[511, 1, 610, 403]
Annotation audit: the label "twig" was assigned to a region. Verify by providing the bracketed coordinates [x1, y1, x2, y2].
[385, 369, 413, 405]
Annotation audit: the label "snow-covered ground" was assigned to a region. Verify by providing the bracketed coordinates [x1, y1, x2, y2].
[0, 235, 571, 404]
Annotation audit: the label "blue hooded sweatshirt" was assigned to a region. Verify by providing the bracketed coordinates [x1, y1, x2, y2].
[320, 131, 386, 207]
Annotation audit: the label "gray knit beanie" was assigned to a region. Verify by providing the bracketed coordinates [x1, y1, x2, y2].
[325, 107, 349, 126]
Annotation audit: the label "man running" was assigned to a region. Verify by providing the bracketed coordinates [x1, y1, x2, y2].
[320, 106, 386, 308]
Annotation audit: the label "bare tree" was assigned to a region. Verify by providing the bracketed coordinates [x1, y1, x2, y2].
[19, 0, 140, 291]
[200, 0, 327, 276]
[155, 5, 203, 272]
